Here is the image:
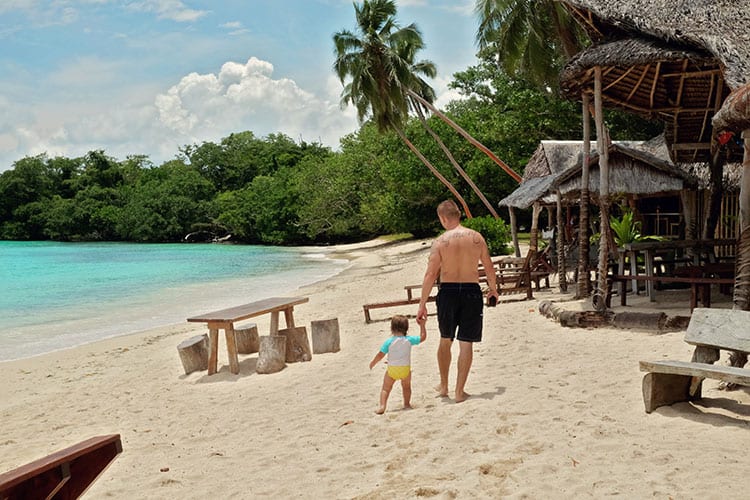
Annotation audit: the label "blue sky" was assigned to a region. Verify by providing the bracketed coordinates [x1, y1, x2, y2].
[0, 0, 479, 171]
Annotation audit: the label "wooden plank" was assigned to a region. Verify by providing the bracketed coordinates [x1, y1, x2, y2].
[187, 297, 309, 323]
[639, 360, 750, 387]
[362, 296, 436, 323]
[0, 434, 122, 499]
[684, 308, 750, 352]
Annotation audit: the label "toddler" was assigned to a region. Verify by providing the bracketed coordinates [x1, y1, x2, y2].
[369, 315, 427, 414]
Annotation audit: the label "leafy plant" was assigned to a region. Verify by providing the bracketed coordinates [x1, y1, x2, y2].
[609, 210, 665, 246]
[462, 215, 512, 256]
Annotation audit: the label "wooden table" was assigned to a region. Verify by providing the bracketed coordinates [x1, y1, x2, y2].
[187, 296, 309, 375]
[618, 239, 735, 302]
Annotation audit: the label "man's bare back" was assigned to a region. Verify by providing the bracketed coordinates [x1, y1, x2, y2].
[434, 226, 486, 283]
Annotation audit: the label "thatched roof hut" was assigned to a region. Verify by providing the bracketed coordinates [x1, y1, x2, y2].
[558, 0, 750, 162]
[559, 1, 750, 89]
[499, 136, 697, 209]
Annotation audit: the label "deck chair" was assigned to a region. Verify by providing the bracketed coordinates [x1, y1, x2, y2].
[493, 250, 534, 301]
[0, 434, 122, 499]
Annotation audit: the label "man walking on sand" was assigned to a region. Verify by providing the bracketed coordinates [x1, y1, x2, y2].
[417, 200, 499, 403]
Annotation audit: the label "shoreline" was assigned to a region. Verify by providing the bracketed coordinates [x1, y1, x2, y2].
[1, 237, 749, 498]
[0, 240, 362, 363]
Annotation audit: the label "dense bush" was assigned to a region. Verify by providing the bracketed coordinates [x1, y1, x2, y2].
[462, 216, 512, 256]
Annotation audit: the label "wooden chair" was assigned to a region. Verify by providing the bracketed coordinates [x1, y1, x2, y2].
[0, 434, 122, 499]
[493, 250, 534, 301]
[530, 246, 553, 289]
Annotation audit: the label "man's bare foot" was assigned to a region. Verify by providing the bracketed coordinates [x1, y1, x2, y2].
[403, 404, 413, 410]
[435, 384, 449, 397]
[375, 406, 386, 414]
[455, 391, 471, 403]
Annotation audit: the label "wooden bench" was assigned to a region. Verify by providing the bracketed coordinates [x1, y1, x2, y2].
[187, 296, 309, 375]
[639, 308, 750, 413]
[363, 285, 436, 323]
[610, 275, 733, 311]
[0, 434, 122, 499]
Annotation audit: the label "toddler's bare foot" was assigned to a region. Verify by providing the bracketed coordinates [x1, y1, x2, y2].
[435, 384, 449, 397]
[455, 391, 471, 403]
[375, 406, 386, 414]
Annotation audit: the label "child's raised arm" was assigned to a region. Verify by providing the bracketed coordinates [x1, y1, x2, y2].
[369, 351, 385, 370]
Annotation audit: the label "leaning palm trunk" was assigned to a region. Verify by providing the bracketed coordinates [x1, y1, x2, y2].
[411, 101, 500, 218]
[406, 90, 522, 183]
[394, 127, 473, 218]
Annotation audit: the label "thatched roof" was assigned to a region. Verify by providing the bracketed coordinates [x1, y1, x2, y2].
[559, 36, 729, 164]
[559, 1, 750, 89]
[499, 136, 697, 209]
[558, 1, 750, 163]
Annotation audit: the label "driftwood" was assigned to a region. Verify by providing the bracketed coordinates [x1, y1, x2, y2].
[256, 336, 286, 374]
[177, 334, 209, 374]
[538, 300, 688, 332]
[311, 318, 340, 354]
[278, 326, 312, 363]
[235, 324, 259, 354]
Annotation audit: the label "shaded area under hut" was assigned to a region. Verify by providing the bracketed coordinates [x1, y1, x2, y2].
[548, 0, 750, 321]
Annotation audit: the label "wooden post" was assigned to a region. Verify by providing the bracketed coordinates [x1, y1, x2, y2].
[256, 336, 286, 374]
[311, 318, 341, 354]
[278, 326, 312, 362]
[177, 334, 209, 375]
[556, 192, 567, 292]
[509, 207, 521, 257]
[235, 324, 259, 354]
[593, 66, 612, 312]
[207, 328, 219, 376]
[577, 92, 592, 298]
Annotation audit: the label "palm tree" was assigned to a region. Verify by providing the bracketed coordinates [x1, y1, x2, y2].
[476, 0, 592, 295]
[333, 0, 474, 216]
[475, 0, 583, 90]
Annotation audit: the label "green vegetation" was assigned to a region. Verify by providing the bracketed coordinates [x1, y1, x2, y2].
[462, 216, 513, 256]
[0, 1, 662, 245]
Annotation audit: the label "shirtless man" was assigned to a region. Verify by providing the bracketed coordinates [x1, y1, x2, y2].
[417, 200, 499, 403]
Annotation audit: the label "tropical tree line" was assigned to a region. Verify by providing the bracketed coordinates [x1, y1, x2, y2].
[1, 0, 660, 246]
[0, 67, 597, 244]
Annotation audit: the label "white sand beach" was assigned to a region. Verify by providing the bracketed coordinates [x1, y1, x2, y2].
[1, 238, 749, 499]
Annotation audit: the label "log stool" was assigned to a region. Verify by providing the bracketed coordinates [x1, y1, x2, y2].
[310, 318, 340, 354]
[235, 323, 259, 354]
[256, 336, 286, 374]
[177, 334, 209, 375]
[278, 326, 312, 362]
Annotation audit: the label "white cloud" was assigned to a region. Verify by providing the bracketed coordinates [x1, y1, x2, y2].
[155, 56, 358, 148]
[126, 0, 207, 23]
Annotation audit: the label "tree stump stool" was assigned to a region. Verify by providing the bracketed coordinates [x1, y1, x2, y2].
[235, 324, 259, 354]
[311, 318, 340, 354]
[256, 336, 286, 374]
[278, 326, 312, 362]
[177, 334, 209, 374]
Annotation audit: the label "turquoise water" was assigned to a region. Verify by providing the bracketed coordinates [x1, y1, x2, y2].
[0, 241, 347, 361]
